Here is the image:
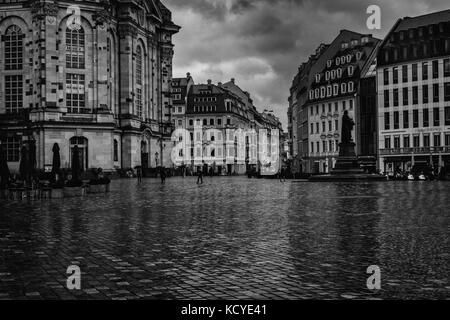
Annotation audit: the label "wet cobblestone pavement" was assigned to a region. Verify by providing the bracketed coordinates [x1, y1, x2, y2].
[0, 177, 449, 300]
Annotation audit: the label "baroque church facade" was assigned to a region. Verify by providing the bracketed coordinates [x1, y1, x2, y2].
[0, 0, 179, 172]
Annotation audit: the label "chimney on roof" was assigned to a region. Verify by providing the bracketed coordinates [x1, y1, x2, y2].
[218, 82, 222, 87]
[207, 79, 212, 85]
[231, 78, 235, 84]
[187, 72, 191, 78]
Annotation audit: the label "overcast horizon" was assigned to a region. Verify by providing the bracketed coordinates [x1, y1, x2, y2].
[165, 0, 449, 129]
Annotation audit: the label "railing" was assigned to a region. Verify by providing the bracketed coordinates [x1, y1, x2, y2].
[380, 147, 450, 155]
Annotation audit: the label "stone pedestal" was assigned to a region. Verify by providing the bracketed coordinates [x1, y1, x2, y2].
[331, 142, 365, 175]
[309, 142, 386, 182]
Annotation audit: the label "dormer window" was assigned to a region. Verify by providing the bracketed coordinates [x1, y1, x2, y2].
[351, 40, 358, 46]
[348, 81, 354, 92]
[361, 36, 369, 44]
[326, 85, 332, 97]
[331, 70, 336, 80]
[320, 87, 326, 98]
[348, 66, 355, 76]
[337, 68, 342, 78]
[333, 84, 339, 96]
[309, 90, 314, 100]
[325, 71, 330, 81]
[346, 55, 352, 63]
[336, 57, 341, 66]
[356, 52, 363, 60]
[341, 42, 348, 49]
[315, 74, 321, 83]
[327, 60, 332, 68]
[315, 89, 320, 99]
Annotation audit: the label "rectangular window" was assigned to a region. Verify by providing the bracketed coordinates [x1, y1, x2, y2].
[402, 88, 407, 106]
[413, 135, 420, 147]
[66, 74, 86, 113]
[393, 67, 398, 84]
[385, 136, 391, 149]
[394, 89, 399, 107]
[412, 64, 418, 81]
[403, 110, 409, 128]
[310, 123, 314, 134]
[384, 90, 390, 108]
[5, 75, 23, 114]
[446, 134, 450, 146]
[413, 110, 419, 128]
[394, 136, 400, 149]
[210, 119, 214, 126]
[412, 86, 418, 105]
[66, 30, 85, 69]
[423, 134, 430, 147]
[434, 134, 441, 147]
[433, 108, 440, 126]
[433, 84, 440, 102]
[432, 60, 439, 78]
[384, 112, 390, 130]
[423, 108, 429, 127]
[423, 85, 429, 103]
[5, 136, 21, 162]
[394, 111, 399, 129]
[445, 59, 450, 77]
[311, 142, 314, 154]
[422, 62, 428, 80]
[217, 118, 222, 126]
[445, 107, 450, 125]
[445, 82, 450, 101]
[384, 68, 389, 85]
[402, 65, 408, 83]
[403, 136, 410, 148]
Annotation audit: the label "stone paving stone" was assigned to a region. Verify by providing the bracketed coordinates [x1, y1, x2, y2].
[0, 178, 449, 299]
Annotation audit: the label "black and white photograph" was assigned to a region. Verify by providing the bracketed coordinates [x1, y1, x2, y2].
[0, 0, 449, 312]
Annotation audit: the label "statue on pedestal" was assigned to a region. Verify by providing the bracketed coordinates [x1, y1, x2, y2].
[341, 110, 355, 144]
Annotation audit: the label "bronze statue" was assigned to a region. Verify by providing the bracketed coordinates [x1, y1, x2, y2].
[341, 110, 355, 144]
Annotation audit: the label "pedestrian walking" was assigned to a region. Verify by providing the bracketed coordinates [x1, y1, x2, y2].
[197, 166, 204, 185]
[160, 167, 166, 184]
[136, 166, 142, 183]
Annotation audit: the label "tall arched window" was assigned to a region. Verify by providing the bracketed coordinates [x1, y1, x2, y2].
[66, 27, 85, 69]
[136, 45, 143, 119]
[4, 25, 23, 70]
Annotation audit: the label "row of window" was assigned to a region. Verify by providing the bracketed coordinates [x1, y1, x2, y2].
[310, 120, 340, 134]
[194, 97, 217, 102]
[383, 107, 450, 130]
[309, 82, 355, 100]
[382, 39, 450, 65]
[383, 59, 450, 85]
[184, 118, 232, 127]
[310, 140, 340, 154]
[316, 66, 355, 83]
[193, 105, 217, 113]
[310, 100, 354, 116]
[383, 83, 450, 107]
[384, 133, 450, 149]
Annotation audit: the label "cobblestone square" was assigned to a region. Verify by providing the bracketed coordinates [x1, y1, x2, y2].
[0, 177, 449, 299]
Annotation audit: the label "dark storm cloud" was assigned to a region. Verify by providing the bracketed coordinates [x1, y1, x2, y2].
[164, 0, 450, 128]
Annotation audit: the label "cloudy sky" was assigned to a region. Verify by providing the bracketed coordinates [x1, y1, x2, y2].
[164, 0, 449, 128]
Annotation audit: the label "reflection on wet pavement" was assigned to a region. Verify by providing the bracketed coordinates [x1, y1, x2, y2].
[0, 177, 449, 299]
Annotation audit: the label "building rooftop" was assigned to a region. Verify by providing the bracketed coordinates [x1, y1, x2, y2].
[395, 9, 450, 32]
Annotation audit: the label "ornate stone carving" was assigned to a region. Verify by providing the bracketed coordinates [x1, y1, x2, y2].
[31, 1, 59, 20]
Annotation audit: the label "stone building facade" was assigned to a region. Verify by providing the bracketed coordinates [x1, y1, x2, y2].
[377, 10, 450, 174]
[0, 0, 179, 173]
[171, 78, 283, 175]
